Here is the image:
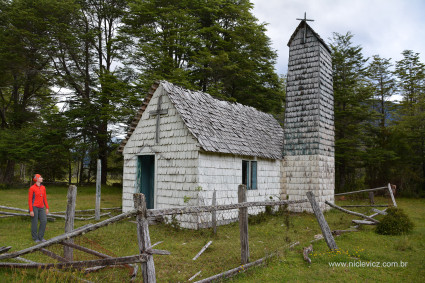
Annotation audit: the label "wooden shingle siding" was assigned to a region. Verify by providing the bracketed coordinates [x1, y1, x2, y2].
[122, 85, 200, 214]
[283, 21, 335, 212]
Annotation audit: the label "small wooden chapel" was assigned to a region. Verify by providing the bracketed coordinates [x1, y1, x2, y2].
[119, 17, 335, 228]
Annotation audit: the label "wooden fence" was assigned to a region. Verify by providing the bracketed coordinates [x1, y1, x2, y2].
[1, 184, 396, 282]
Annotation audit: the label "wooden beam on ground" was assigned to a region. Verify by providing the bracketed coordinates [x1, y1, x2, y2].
[146, 199, 309, 217]
[340, 205, 388, 208]
[60, 241, 111, 259]
[52, 207, 121, 214]
[325, 201, 380, 224]
[0, 254, 146, 269]
[189, 270, 202, 281]
[0, 210, 136, 260]
[39, 248, 68, 262]
[194, 253, 275, 283]
[0, 205, 27, 212]
[0, 211, 55, 221]
[352, 220, 376, 225]
[303, 245, 313, 264]
[238, 185, 249, 265]
[306, 192, 338, 251]
[0, 246, 11, 254]
[371, 208, 387, 215]
[288, 242, 300, 249]
[334, 187, 387, 196]
[193, 241, 212, 261]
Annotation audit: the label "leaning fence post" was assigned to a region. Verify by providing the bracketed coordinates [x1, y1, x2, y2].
[387, 183, 397, 207]
[238, 184, 249, 264]
[306, 191, 338, 251]
[64, 185, 77, 261]
[95, 159, 101, 220]
[134, 193, 156, 283]
[212, 190, 217, 235]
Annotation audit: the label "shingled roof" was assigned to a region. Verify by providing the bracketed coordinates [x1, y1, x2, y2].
[120, 81, 284, 159]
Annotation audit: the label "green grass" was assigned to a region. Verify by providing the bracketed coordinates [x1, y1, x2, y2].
[1, 186, 424, 282]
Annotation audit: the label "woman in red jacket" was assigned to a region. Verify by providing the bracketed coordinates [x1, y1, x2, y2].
[28, 174, 49, 243]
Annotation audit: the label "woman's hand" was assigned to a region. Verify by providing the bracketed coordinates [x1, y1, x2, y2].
[30, 211, 34, 217]
[46, 209, 49, 215]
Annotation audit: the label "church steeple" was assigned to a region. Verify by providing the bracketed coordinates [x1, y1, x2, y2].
[282, 15, 335, 212]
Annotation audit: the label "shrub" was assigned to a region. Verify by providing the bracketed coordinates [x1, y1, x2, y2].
[375, 207, 414, 235]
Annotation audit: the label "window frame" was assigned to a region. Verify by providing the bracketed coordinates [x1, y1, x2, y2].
[242, 160, 257, 190]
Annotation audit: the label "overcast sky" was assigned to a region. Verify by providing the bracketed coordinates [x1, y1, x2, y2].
[251, 0, 425, 75]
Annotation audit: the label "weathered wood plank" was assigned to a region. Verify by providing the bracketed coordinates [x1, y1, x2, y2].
[325, 201, 379, 223]
[0, 205, 28, 212]
[64, 185, 77, 261]
[52, 207, 121, 214]
[340, 205, 388, 208]
[303, 245, 313, 264]
[189, 270, 202, 281]
[306, 192, 338, 250]
[238, 185, 249, 265]
[387, 183, 397, 207]
[0, 246, 12, 254]
[212, 191, 217, 235]
[0, 254, 146, 269]
[334, 187, 387, 196]
[194, 253, 275, 283]
[95, 159, 101, 220]
[146, 199, 308, 217]
[134, 193, 156, 283]
[192, 241, 212, 261]
[0, 210, 136, 260]
[352, 220, 376, 225]
[39, 248, 68, 263]
[60, 241, 110, 259]
[371, 208, 387, 215]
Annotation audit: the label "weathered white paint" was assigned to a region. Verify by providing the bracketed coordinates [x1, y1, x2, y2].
[123, 85, 284, 228]
[122, 85, 200, 216]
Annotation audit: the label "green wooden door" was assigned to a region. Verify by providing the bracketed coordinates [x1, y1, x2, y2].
[138, 155, 155, 209]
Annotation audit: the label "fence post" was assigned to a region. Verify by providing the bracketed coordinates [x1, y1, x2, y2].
[306, 191, 338, 251]
[212, 190, 217, 235]
[387, 183, 397, 207]
[95, 159, 101, 220]
[134, 193, 156, 283]
[64, 185, 77, 261]
[238, 184, 249, 264]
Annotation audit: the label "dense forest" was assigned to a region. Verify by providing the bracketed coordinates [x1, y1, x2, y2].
[0, 0, 424, 196]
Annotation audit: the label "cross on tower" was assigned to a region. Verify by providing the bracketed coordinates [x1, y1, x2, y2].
[296, 12, 314, 44]
[149, 94, 168, 144]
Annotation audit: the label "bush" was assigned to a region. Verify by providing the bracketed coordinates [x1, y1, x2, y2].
[375, 207, 414, 235]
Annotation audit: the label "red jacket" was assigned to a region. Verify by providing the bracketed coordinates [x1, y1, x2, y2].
[28, 184, 49, 212]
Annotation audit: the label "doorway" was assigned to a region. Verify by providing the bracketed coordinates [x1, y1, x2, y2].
[137, 155, 155, 209]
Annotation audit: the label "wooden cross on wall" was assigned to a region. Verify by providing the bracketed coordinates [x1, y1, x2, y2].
[149, 94, 168, 144]
[296, 12, 314, 44]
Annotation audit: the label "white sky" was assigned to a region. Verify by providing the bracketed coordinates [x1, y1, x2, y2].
[251, 0, 425, 75]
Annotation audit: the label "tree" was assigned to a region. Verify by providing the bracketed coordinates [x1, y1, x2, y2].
[47, 0, 138, 184]
[123, 0, 284, 114]
[330, 32, 373, 191]
[363, 55, 398, 188]
[0, 0, 58, 182]
[393, 50, 425, 195]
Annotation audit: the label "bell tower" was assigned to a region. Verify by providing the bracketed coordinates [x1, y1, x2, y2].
[282, 14, 335, 211]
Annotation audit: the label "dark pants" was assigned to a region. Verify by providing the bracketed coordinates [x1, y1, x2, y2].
[31, 207, 47, 241]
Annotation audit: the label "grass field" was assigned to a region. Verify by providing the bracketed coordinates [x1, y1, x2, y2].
[0, 185, 424, 282]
